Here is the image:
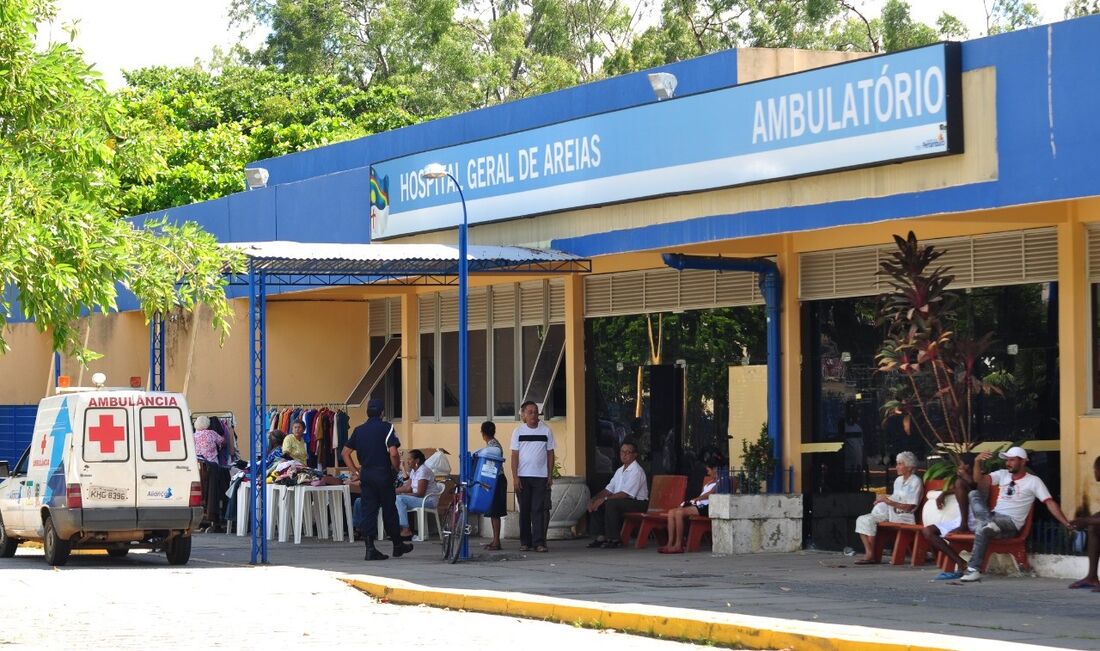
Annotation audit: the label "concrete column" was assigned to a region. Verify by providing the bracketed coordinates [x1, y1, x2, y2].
[777, 235, 803, 493]
[401, 290, 419, 446]
[1057, 212, 1087, 509]
[563, 274, 586, 476]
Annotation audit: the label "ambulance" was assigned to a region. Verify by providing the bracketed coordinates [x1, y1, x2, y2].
[0, 385, 203, 566]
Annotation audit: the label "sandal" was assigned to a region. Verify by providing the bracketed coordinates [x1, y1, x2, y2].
[601, 540, 621, 549]
[586, 539, 606, 548]
[1068, 579, 1099, 589]
[854, 559, 880, 565]
[482, 543, 502, 551]
[534, 545, 549, 553]
[518, 545, 532, 552]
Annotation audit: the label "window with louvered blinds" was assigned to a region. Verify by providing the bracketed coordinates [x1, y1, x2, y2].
[369, 298, 402, 336]
[1088, 225, 1100, 282]
[798, 228, 1058, 301]
[583, 267, 761, 318]
[418, 294, 437, 333]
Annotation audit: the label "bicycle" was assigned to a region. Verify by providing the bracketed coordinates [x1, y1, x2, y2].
[440, 479, 470, 563]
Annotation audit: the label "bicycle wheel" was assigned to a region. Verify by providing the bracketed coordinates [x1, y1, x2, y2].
[441, 495, 458, 561]
[449, 501, 468, 564]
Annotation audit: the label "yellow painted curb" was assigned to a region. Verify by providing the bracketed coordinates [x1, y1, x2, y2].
[341, 575, 1032, 651]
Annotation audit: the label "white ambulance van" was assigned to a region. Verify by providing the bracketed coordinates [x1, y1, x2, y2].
[0, 388, 203, 566]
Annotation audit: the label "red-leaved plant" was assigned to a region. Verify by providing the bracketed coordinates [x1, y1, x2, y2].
[876, 232, 1001, 464]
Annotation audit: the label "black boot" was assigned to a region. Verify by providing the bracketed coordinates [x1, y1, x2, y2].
[364, 543, 389, 561]
[392, 541, 414, 557]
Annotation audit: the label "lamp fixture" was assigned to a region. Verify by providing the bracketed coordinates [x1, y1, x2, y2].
[647, 72, 678, 100]
[244, 167, 269, 190]
[421, 163, 448, 179]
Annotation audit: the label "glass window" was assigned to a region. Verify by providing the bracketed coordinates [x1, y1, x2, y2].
[494, 327, 516, 417]
[369, 336, 403, 420]
[419, 333, 435, 418]
[441, 330, 487, 417]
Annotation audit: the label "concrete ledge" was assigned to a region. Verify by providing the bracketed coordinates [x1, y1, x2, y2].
[342, 574, 1039, 651]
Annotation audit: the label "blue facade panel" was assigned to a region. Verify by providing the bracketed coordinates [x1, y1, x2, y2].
[227, 189, 278, 242]
[0, 405, 37, 466]
[275, 168, 372, 243]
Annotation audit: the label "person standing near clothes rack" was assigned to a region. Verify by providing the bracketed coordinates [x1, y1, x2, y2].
[342, 399, 413, 561]
[282, 419, 308, 465]
[510, 401, 555, 553]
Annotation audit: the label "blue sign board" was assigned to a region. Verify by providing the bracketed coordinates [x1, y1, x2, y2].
[370, 43, 962, 240]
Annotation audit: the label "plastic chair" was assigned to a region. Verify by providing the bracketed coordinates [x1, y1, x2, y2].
[941, 485, 1036, 573]
[378, 480, 446, 542]
[871, 478, 942, 566]
[408, 481, 446, 542]
[619, 475, 687, 548]
[685, 515, 711, 552]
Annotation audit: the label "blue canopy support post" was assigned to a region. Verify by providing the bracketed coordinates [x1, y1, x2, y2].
[149, 312, 165, 391]
[661, 254, 783, 493]
[247, 263, 269, 564]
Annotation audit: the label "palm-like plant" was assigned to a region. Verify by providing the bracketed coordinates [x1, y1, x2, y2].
[876, 232, 1001, 464]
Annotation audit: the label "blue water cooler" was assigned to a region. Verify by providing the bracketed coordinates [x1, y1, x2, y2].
[468, 446, 503, 514]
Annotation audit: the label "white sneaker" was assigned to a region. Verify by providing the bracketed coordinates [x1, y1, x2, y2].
[960, 569, 983, 582]
[981, 522, 1001, 535]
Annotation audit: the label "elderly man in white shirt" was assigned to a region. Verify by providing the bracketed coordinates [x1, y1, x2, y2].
[586, 441, 649, 549]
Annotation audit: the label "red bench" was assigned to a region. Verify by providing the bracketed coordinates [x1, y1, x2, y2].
[619, 475, 687, 547]
[685, 515, 711, 552]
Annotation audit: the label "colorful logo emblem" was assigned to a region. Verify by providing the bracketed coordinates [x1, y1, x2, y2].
[370, 168, 389, 240]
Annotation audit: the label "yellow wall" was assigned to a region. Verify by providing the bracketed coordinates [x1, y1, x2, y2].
[728, 365, 769, 466]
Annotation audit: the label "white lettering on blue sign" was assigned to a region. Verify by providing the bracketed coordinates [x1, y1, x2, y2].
[751, 64, 946, 145]
[370, 43, 959, 240]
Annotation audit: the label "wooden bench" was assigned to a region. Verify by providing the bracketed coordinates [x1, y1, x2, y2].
[871, 479, 942, 566]
[939, 485, 1036, 573]
[619, 475, 687, 547]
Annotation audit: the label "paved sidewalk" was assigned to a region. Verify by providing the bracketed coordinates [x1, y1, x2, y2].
[179, 533, 1098, 649]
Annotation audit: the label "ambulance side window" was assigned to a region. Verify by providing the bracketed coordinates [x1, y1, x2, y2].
[12, 447, 30, 476]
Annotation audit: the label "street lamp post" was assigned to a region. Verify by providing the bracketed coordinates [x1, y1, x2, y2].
[422, 163, 470, 560]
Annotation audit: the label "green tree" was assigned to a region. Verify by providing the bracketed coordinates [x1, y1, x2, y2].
[232, 0, 634, 113]
[985, 0, 1041, 34]
[0, 0, 243, 361]
[1065, 0, 1100, 17]
[115, 65, 419, 214]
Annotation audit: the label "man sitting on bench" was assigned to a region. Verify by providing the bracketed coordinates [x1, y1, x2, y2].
[586, 441, 649, 549]
[925, 447, 1073, 582]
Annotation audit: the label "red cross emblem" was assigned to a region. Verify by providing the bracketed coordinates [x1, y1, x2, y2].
[143, 415, 181, 452]
[88, 414, 126, 454]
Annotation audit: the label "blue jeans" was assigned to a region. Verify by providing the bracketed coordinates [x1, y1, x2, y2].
[395, 493, 437, 528]
[968, 489, 1018, 570]
[353, 497, 364, 532]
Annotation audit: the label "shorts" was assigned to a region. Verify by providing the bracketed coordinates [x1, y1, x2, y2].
[487, 474, 508, 518]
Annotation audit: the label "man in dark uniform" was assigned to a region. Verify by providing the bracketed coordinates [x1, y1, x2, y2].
[342, 400, 413, 561]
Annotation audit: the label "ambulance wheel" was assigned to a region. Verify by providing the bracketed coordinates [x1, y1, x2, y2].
[43, 517, 71, 566]
[107, 547, 129, 558]
[0, 513, 18, 558]
[165, 535, 191, 565]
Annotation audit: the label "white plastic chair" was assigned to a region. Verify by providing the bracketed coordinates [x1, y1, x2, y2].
[376, 481, 445, 542]
[408, 481, 445, 542]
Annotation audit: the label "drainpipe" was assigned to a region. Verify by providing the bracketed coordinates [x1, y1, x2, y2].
[662, 254, 783, 493]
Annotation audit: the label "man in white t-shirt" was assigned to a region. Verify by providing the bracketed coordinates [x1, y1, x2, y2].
[936, 447, 1073, 582]
[510, 401, 555, 552]
[585, 441, 649, 549]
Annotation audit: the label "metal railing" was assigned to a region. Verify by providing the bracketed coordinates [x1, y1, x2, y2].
[1028, 520, 1086, 556]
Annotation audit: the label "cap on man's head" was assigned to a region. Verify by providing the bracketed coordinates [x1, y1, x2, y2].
[998, 446, 1029, 461]
[367, 399, 384, 412]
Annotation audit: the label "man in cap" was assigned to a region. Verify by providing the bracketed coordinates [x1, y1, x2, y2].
[342, 399, 413, 561]
[929, 446, 1073, 582]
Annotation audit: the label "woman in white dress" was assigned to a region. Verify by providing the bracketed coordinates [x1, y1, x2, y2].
[854, 451, 923, 564]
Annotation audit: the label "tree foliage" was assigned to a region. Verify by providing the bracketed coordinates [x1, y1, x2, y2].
[0, 0, 244, 361]
[1064, 0, 1100, 17]
[115, 65, 419, 214]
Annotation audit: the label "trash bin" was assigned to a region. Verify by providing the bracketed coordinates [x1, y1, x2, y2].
[468, 447, 503, 515]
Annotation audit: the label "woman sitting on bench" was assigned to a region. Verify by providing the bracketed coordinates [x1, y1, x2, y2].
[854, 451, 922, 565]
[659, 452, 723, 554]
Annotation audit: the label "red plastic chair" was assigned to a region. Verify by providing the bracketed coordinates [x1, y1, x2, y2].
[619, 475, 687, 547]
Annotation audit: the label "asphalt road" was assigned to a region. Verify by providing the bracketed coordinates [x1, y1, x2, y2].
[0, 547, 713, 650]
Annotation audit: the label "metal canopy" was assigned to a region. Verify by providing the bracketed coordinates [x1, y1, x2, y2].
[225, 241, 591, 286]
[158, 240, 590, 564]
